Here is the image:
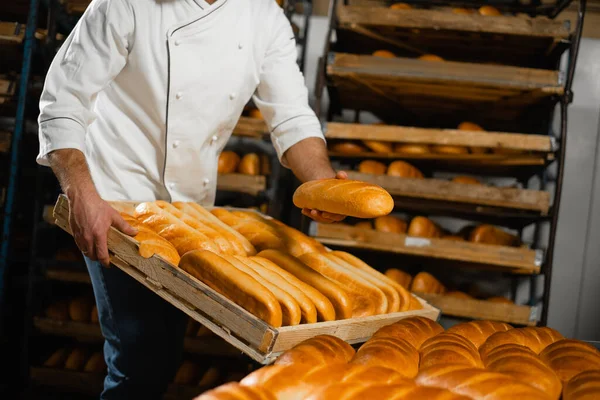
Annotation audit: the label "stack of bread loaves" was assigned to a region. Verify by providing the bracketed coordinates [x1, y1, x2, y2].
[194, 316, 600, 400]
[112, 181, 416, 328]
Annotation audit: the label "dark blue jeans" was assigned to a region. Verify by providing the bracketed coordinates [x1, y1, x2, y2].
[84, 256, 188, 399]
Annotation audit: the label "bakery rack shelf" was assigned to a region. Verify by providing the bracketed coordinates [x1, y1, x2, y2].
[216, 173, 267, 197]
[334, 3, 572, 68]
[45, 268, 90, 284]
[32, 317, 244, 357]
[325, 52, 563, 123]
[231, 116, 269, 139]
[0, 22, 26, 45]
[415, 293, 538, 326]
[29, 367, 206, 400]
[311, 223, 542, 275]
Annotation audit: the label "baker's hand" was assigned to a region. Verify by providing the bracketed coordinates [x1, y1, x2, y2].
[69, 191, 137, 267]
[302, 171, 348, 224]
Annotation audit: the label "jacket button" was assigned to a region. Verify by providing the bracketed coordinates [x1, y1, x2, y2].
[238, 43, 243, 49]
[203, 178, 210, 186]
[172, 140, 180, 148]
[169, 182, 175, 189]
[229, 93, 236, 100]
[174, 40, 181, 46]
[175, 92, 183, 100]
[210, 135, 218, 144]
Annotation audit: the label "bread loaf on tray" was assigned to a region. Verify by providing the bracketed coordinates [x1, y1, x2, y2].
[419, 332, 484, 369]
[446, 320, 512, 349]
[563, 369, 600, 400]
[293, 179, 394, 219]
[539, 339, 600, 382]
[193, 382, 275, 400]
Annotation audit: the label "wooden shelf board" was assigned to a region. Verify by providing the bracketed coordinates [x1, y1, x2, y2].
[46, 269, 91, 284]
[346, 171, 550, 214]
[0, 22, 25, 45]
[232, 116, 268, 138]
[312, 223, 541, 275]
[417, 293, 537, 326]
[217, 174, 266, 196]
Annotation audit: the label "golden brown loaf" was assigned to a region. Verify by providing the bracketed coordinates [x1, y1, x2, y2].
[45, 300, 69, 321]
[563, 370, 600, 400]
[299, 252, 387, 317]
[482, 343, 561, 399]
[178, 250, 283, 327]
[222, 255, 301, 326]
[293, 179, 394, 219]
[198, 366, 220, 387]
[331, 250, 411, 312]
[452, 7, 475, 14]
[64, 348, 87, 371]
[372, 316, 444, 349]
[355, 221, 372, 230]
[374, 215, 407, 234]
[274, 334, 356, 367]
[418, 54, 445, 62]
[390, 2, 413, 9]
[211, 208, 285, 251]
[385, 268, 412, 289]
[44, 348, 69, 368]
[83, 352, 107, 373]
[257, 249, 352, 320]
[451, 176, 481, 185]
[420, 332, 484, 369]
[90, 305, 99, 324]
[305, 383, 471, 400]
[218, 151, 240, 174]
[447, 320, 513, 349]
[240, 364, 313, 399]
[238, 153, 260, 176]
[248, 108, 263, 119]
[193, 383, 276, 400]
[394, 143, 431, 154]
[250, 255, 335, 322]
[387, 160, 424, 178]
[331, 142, 366, 154]
[408, 216, 442, 238]
[372, 50, 396, 58]
[260, 153, 271, 175]
[539, 339, 600, 382]
[457, 121, 488, 154]
[174, 361, 201, 385]
[351, 337, 420, 378]
[411, 271, 446, 295]
[68, 296, 94, 323]
[479, 327, 564, 357]
[431, 145, 469, 154]
[479, 5, 502, 16]
[469, 224, 520, 247]
[362, 140, 393, 154]
[132, 230, 182, 265]
[358, 160, 387, 175]
[416, 364, 550, 400]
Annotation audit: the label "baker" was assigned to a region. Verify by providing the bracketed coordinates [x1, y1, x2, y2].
[36, 0, 345, 398]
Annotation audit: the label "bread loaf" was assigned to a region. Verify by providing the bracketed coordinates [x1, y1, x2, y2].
[198, 366, 221, 387]
[173, 202, 256, 255]
[479, 5, 502, 15]
[374, 215, 407, 234]
[293, 179, 394, 219]
[358, 160, 387, 175]
[218, 151, 240, 174]
[420, 332, 484, 369]
[83, 351, 107, 373]
[418, 54, 445, 62]
[122, 209, 182, 263]
[387, 161, 424, 178]
[563, 370, 600, 400]
[248, 108, 263, 119]
[479, 327, 563, 357]
[469, 225, 520, 247]
[362, 140, 393, 154]
[299, 252, 387, 317]
[330, 250, 411, 312]
[68, 296, 94, 323]
[331, 142, 366, 154]
[457, 122, 487, 154]
[238, 153, 260, 175]
[178, 250, 283, 327]
[372, 50, 396, 58]
[372, 316, 444, 349]
[134, 202, 221, 255]
[452, 8, 475, 14]
[411, 271, 446, 295]
[351, 336, 420, 378]
[251, 255, 335, 322]
[275, 335, 355, 367]
[409, 294, 424, 310]
[416, 364, 550, 400]
[259, 154, 271, 176]
[447, 320, 513, 349]
[90, 304, 99, 324]
[223, 255, 301, 326]
[385, 268, 412, 289]
[451, 176, 481, 185]
[193, 383, 276, 400]
[44, 347, 69, 368]
[539, 339, 600, 382]
[408, 216, 442, 238]
[211, 208, 284, 251]
[45, 300, 69, 321]
[257, 250, 352, 320]
[482, 343, 561, 399]
[390, 3, 413, 9]
[355, 221, 373, 230]
[431, 145, 469, 154]
[174, 361, 202, 385]
[64, 348, 87, 370]
[305, 383, 471, 400]
[445, 291, 474, 299]
[394, 143, 431, 154]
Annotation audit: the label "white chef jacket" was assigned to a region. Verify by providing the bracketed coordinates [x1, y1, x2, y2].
[37, 0, 324, 206]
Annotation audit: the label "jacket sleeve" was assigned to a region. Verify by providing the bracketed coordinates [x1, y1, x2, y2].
[252, 6, 325, 168]
[37, 0, 134, 166]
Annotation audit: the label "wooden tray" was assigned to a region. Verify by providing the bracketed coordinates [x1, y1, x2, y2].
[416, 293, 538, 326]
[51, 194, 439, 364]
[217, 173, 266, 196]
[232, 116, 268, 139]
[311, 223, 542, 275]
[326, 53, 563, 122]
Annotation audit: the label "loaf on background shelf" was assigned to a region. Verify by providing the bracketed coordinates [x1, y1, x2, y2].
[218, 151, 268, 176]
[194, 316, 600, 400]
[44, 296, 99, 324]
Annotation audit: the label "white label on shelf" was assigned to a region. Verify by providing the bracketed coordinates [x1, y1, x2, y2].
[404, 237, 431, 247]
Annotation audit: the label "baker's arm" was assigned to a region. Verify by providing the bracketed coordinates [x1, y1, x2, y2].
[253, 5, 345, 223]
[37, 0, 136, 265]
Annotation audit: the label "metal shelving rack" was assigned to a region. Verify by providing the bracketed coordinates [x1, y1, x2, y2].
[307, 0, 587, 327]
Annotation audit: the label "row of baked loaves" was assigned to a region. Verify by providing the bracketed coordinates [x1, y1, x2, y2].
[45, 296, 98, 324]
[388, 2, 505, 16]
[217, 151, 270, 176]
[194, 317, 600, 400]
[343, 214, 521, 247]
[113, 201, 420, 327]
[331, 122, 525, 156]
